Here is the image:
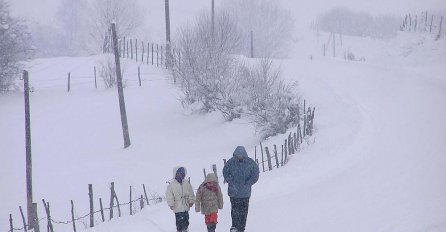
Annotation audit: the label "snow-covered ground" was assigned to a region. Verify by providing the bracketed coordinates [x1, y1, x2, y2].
[1, 18, 446, 232]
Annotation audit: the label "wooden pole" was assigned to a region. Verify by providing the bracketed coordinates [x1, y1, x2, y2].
[130, 39, 133, 60]
[140, 195, 144, 210]
[430, 15, 434, 33]
[23, 70, 34, 229]
[437, 16, 443, 39]
[99, 198, 105, 222]
[88, 184, 94, 227]
[19, 206, 28, 232]
[273, 144, 279, 168]
[31, 203, 40, 232]
[136, 39, 138, 62]
[142, 184, 150, 205]
[147, 43, 150, 64]
[281, 144, 284, 166]
[211, 0, 215, 41]
[42, 200, 54, 232]
[265, 147, 273, 171]
[71, 200, 77, 232]
[9, 214, 13, 232]
[109, 182, 114, 220]
[94, 66, 97, 89]
[68, 72, 71, 92]
[250, 30, 254, 58]
[141, 41, 144, 62]
[212, 164, 218, 182]
[165, 0, 172, 69]
[138, 66, 141, 87]
[127, 41, 129, 58]
[203, 168, 207, 179]
[152, 44, 154, 65]
[260, 142, 265, 172]
[332, 32, 336, 57]
[111, 23, 131, 148]
[161, 45, 164, 66]
[129, 186, 133, 216]
[425, 11, 428, 31]
[123, 37, 126, 58]
[284, 139, 288, 164]
[157, 44, 159, 67]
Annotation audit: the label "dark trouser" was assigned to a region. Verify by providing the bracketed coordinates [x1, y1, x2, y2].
[230, 197, 250, 232]
[175, 211, 189, 232]
[207, 223, 216, 232]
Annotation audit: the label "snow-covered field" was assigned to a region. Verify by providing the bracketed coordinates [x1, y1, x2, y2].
[1, 29, 446, 231]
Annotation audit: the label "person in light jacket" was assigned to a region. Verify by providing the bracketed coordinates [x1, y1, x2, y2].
[195, 173, 224, 232]
[223, 146, 260, 232]
[166, 167, 195, 232]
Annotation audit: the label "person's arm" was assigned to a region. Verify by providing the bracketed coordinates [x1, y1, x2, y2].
[223, 161, 233, 183]
[188, 182, 195, 207]
[165, 185, 175, 210]
[217, 184, 224, 209]
[246, 160, 260, 186]
[195, 186, 202, 212]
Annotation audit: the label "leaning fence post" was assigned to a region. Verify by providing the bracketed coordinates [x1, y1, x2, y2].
[19, 206, 27, 232]
[129, 186, 133, 216]
[284, 139, 288, 164]
[71, 200, 77, 232]
[203, 168, 207, 179]
[265, 147, 273, 171]
[143, 184, 150, 205]
[88, 184, 94, 227]
[99, 198, 105, 222]
[9, 214, 13, 232]
[273, 144, 279, 168]
[42, 199, 54, 232]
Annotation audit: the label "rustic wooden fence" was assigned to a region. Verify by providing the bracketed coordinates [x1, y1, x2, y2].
[7, 183, 162, 232]
[400, 11, 444, 40]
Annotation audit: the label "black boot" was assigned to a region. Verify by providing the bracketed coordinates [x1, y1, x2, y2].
[207, 223, 216, 232]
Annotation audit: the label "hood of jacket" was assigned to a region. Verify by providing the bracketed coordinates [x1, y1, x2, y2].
[233, 146, 248, 160]
[204, 173, 218, 183]
[172, 166, 187, 178]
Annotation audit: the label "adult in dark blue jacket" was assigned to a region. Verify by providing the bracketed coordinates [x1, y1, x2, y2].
[223, 146, 259, 232]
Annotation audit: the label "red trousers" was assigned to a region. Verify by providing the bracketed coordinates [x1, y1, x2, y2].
[205, 212, 218, 225]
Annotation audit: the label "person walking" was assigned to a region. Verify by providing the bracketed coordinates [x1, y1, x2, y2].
[195, 173, 224, 232]
[223, 146, 260, 232]
[166, 166, 195, 232]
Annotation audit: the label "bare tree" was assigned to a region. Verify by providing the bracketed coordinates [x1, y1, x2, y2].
[0, 0, 33, 92]
[86, 0, 143, 52]
[222, 0, 294, 58]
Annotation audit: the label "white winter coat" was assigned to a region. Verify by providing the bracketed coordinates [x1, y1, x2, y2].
[165, 167, 195, 213]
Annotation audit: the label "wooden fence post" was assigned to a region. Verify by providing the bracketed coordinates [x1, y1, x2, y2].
[111, 23, 131, 148]
[152, 44, 154, 65]
[94, 66, 97, 89]
[42, 200, 54, 232]
[123, 37, 126, 58]
[88, 184, 94, 227]
[298, 124, 303, 143]
[203, 168, 207, 179]
[143, 184, 150, 205]
[281, 144, 284, 166]
[161, 45, 164, 66]
[67, 72, 71, 92]
[131, 39, 133, 60]
[147, 42, 150, 64]
[71, 200, 77, 232]
[9, 214, 13, 232]
[273, 144, 279, 168]
[437, 16, 443, 40]
[425, 11, 428, 31]
[129, 186, 133, 216]
[140, 195, 144, 210]
[19, 206, 27, 232]
[260, 142, 265, 172]
[430, 15, 434, 33]
[136, 39, 138, 62]
[265, 147, 273, 171]
[141, 41, 144, 62]
[138, 66, 141, 86]
[415, 15, 418, 31]
[284, 139, 288, 164]
[23, 70, 34, 230]
[126, 41, 129, 58]
[212, 164, 218, 182]
[157, 44, 159, 67]
[31, 203, 40, 232]
[99, 198, 105, 222]
[109, 182, 114, 220]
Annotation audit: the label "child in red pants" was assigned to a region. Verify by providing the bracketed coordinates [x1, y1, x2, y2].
[195, 173, 223, 232]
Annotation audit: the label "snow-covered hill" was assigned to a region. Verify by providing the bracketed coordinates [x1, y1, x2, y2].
[1, 29, 446, 232]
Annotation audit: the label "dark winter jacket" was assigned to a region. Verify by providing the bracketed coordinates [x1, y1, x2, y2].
[195, 173, 224, 215]
[223, 146, 260, 198]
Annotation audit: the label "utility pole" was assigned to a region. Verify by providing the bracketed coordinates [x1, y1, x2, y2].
[23, 70, 34, 229]
[111, 23, 131, 148]
[165, 0, 172, 69]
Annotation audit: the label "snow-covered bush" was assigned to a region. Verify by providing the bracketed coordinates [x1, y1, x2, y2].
[98, 55, 126, 89]
[242, 59, 300, 139]
[317, 7, 400, 39]
[0, 0, 33, 92]
[222, 0, 294, 58]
